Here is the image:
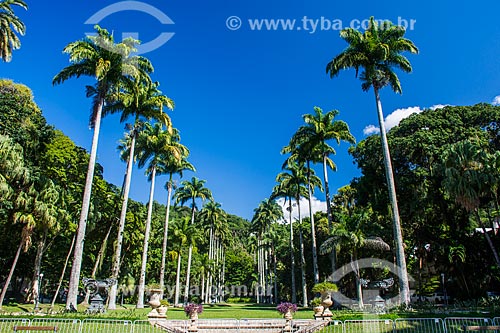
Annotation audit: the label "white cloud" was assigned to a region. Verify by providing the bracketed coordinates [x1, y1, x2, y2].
[363, 104, 449, 136]
[363, 124, 380, 135]
[275, 196, 326, 223]
[429, 104, 448, 110]
[384, 106, 422, 130]
[492, 96, 500, 106]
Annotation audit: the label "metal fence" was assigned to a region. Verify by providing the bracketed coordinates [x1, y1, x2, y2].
[394, 318, 445, 333]
[1, 316, 500, 333]
[444, 317, 493, 333]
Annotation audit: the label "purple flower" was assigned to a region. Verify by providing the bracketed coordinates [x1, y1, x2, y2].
[184, 303, 203, 316]
[276, 302, 298, 314]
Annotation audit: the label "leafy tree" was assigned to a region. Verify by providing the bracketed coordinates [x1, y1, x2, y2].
[0, 0, 27, 62]
[441, 140, 500, 267]
[0, 135, 30, 309]
[53, 25, 153, 309]
[326, 17, 418, 304]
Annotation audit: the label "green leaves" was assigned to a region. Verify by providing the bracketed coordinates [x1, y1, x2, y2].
[327, 16, 418, 94]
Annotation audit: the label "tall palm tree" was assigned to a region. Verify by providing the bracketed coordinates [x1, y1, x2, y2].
[199, 200, 228, 303]
[134, 123, 186, 308]
[107, 79, 174, 310]
[274, 161, 315, 307]
[251, 198, 283, 303]
[0, 0, 27, 62]
[174, 177, 213, 303]
[326, 17, 418, 304]
[291, 106, 356, 274]
[170, 215, 200, 306]
[52, 25, 153, 309]
[158, 156, 194, 298]
[282, 141, 324, 285]
[295, 107, 355, 229]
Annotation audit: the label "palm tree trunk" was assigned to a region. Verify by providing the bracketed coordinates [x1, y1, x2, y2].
[288, 198, 297, 304]
[374, 87, 410, 305]
[475, 209, 500, 267]
[272, 244, 278, 303]
[183, 205, 196, 303]
[0, 239, 24, 309]
[66, 97, 104, 310]
[50, 235, 75, 310]
[306, 160, 320, 284]
[137, 166, 157, 308]
[109, 132, 136, 310]
[297, 197, 308, 307]
[159, 177, 173, 298]
[323, 154, 338, 276]
[205, 227, 213, 303]
[174, 250, 182, 306]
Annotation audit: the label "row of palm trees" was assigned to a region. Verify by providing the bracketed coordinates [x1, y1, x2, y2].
[254, 16, 419, 305]
[50, 25, 227, 309]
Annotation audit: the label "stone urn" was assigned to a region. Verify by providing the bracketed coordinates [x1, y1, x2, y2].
[320, 293, 334, 317]
[188, 312, 199, 332]
[283, 310, 293, 332]
[157, 305, 168, 317]
[147, 288, 163, 317]
[313, 305, 324, 318]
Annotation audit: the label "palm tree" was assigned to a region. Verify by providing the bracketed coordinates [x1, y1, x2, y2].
[274, 161, 313, 307]
[107, 79, 174, 310]
[53, 25, 153, 309]
[134, 123, 186, 308]
[174, 177, 213, 303]
[199, 200, 228, 303]
[442, 140, 500, 268]
[170, 215, 200, 306]
[0, 0, 27, 62]
[326, 17, 418, 304]
[282, 141, 324, 285]
[158, 156, 194, 298]
[295, 107, 355, 229]
[291, 106, 356, 274]
[251, 198, 283, 303]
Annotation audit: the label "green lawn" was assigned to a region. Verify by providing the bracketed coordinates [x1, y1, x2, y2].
[0, 303, 316, 320]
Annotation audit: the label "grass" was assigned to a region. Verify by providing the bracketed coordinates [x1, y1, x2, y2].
[1, 302, 499, 321]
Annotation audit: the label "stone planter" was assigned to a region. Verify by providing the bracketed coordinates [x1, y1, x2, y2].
[320, 292, 333, 318]
[313, 305, 324, 319]
[283, 310, 293, 331]
[157, 305, 168, 317]
[147, 288, 163, 317]
[188, 311, 199, 332]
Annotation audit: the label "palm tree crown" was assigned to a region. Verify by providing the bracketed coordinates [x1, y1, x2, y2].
[0, 0, 27, 62]
[326, 16, 418, 93]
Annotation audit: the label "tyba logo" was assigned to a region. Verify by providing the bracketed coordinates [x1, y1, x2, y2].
[85, 1, 175, 55]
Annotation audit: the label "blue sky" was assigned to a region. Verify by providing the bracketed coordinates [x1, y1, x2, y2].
[3, 0, 500, 220]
